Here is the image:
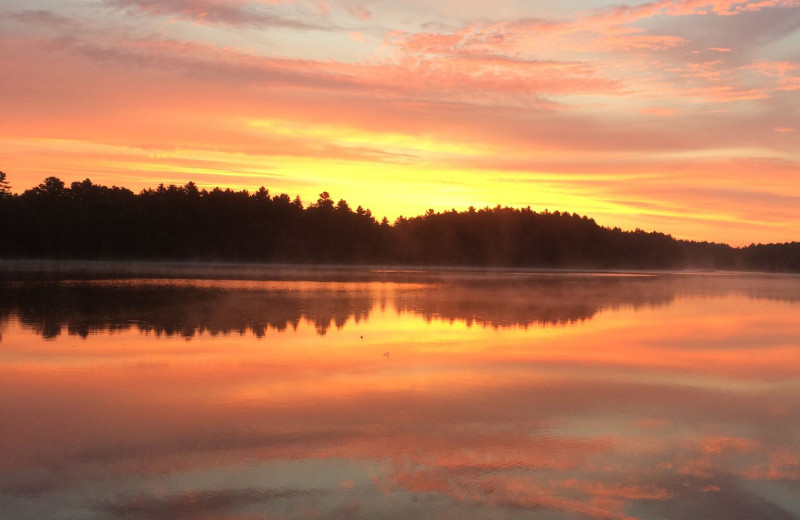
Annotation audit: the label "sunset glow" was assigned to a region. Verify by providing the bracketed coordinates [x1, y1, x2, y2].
[1, 0, 799, 244]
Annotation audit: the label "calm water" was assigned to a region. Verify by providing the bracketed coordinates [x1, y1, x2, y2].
[1, 270, 799, 520]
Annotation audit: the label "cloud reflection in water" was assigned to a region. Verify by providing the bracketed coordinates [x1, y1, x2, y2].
[0, 272, 798, 520]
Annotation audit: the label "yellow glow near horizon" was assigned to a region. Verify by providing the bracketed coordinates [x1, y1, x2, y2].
[3, 133, 794, 245]
[247, 118, 494, 157]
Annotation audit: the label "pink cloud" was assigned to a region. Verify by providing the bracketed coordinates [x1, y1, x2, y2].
[316, 1, 330, 15]
[595, 32, 686, 51]
[9, 9, 75, 27]
[348, 31, 366, 43]
[745, 61, 800, 91]
[107, 0, 324, 29]
[638, 106, 676, 116]
[592, 0, 800, 24]
[700, 435, 759, 455]
[345, 3, 372, 20]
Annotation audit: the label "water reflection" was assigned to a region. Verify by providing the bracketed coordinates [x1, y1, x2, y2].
[2, 272, 798, 338]
[0, 271, 799, 520]
[0, 280, 381, 338]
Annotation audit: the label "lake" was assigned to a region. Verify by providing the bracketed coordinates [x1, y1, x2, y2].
[1, 268, 799, 520]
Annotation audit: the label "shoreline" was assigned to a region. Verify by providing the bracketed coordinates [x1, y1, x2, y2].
[0, 258, 793, 282]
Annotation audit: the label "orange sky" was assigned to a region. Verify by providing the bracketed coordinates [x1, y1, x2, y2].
[1, 0, 799, 245]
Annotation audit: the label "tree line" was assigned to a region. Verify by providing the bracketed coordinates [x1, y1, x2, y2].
[0, 173, 798, 272]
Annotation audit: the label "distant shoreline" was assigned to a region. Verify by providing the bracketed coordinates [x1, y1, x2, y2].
[1, 258, 794, 282]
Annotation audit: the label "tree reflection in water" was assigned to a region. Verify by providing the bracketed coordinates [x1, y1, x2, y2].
[0, 270, 799, 520]
[6, 271, 794, 338]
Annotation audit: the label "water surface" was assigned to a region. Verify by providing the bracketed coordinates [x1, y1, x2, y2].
[1, 271, 799, 520]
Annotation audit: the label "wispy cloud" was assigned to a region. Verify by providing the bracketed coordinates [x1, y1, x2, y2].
[95, 488, 312, 520]
[8, 9, 75, 27]
[106, 0, 329, 30]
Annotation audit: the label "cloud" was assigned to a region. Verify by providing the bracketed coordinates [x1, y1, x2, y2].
[348, 30, 366, 42]
[53, 35, 366, 90]
[746, 61, 800, 91]
[638, 106, 676, 116]
[345, 2, 372, 20]
[95, 488, 312, 520]
[8, 9, 75, 28]
[591, 0, 800, 24]
[107, 0, 328, 30]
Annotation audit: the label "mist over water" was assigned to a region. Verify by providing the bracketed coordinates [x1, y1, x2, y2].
[1, 269, 799, 520]
[3, 267, 798, 337]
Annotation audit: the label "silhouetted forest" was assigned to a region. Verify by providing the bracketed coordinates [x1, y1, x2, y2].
[1, 173, 798, 272]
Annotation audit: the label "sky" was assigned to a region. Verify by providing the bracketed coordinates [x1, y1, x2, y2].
[1, 0, 799, 245]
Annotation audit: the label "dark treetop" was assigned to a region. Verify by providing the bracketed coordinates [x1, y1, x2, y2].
[1, 174, 798, 272]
